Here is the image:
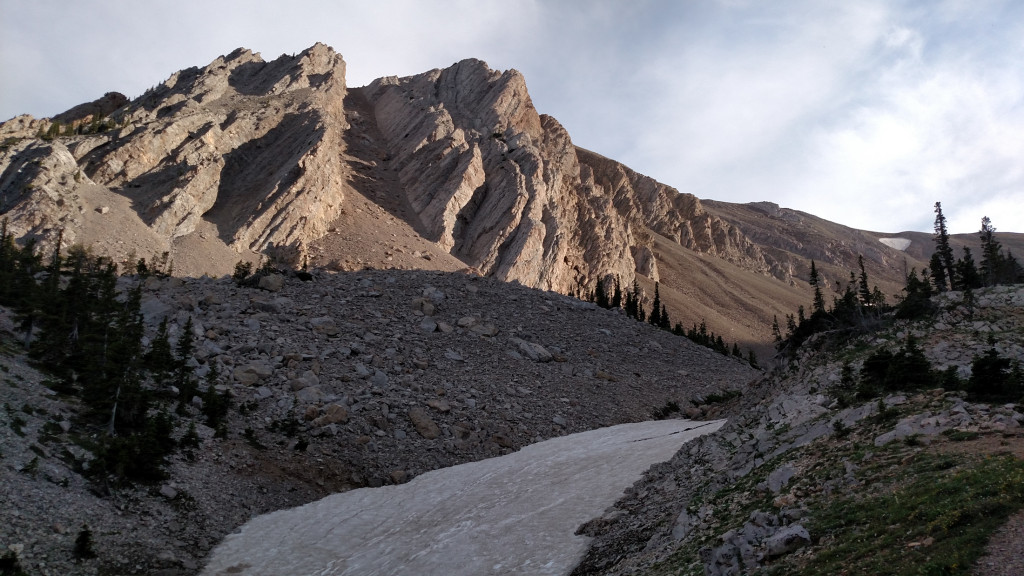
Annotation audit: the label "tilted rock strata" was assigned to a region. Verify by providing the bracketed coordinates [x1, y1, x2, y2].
[1, 43, 349, 264]
[363, 60, 640, 293]
[4, 43, 840, 294]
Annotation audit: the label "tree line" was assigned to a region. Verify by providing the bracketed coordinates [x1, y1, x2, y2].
[0, 221, 227, 485]
[579, 276, 759, 369]
[775, 204, 1023, 356]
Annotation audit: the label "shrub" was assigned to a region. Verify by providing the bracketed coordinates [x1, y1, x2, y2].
[73, 525, 97, 560]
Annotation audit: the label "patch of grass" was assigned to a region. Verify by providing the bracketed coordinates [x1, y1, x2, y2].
[943, 429, 981, 442]
[243, 427, 265, 450]
[652, 400, 681, 420]
[788, 453, 1024, 575]
[699, 390, 742, 405]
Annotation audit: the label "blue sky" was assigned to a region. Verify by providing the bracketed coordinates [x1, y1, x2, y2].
[2, 0, 1022, 234]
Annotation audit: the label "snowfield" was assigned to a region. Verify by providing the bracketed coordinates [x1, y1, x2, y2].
[203, 418, 725, 576]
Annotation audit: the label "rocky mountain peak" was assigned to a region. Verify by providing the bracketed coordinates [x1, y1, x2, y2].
[3, 42, 986, 351]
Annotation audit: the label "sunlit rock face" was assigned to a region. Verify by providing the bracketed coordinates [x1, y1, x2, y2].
[202, 419, 725, 576]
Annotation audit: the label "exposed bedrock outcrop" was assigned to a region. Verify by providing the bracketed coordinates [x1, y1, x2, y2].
[1, 43, 783, 290]
[1, 43, 350, 264]
[363, 59, 640, 293]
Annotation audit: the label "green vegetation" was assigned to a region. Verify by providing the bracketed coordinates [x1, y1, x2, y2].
[791, 453, 1024, 575]
[0, 219, 226, 485]
[776, 203, 1022, 362]
[73, 525, 97, 560]
[581, 276, 760, 368]
[651, 391, 1024, 576]
[0, 551, 28, 576]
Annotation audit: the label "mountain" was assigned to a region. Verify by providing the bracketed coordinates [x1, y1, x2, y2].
[2, 44, 1023, 576]
[9, 43, 1021, 354]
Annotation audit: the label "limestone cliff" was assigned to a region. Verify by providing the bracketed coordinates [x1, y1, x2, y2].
[2, 43, 871, 303]
[1, 43, 349, 265]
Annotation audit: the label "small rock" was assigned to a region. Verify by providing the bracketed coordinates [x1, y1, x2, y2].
[420, 317, 438, 333]
[408, 407, 441, 439]
[764, 524, 811, 558]
[159, 485, 178, 500]
[295, 386, 323, 405]
[303, 405, 319, 421]
[258, 273, 285, 292]
[313, 404, 349, 426]
[426, 399, 451, 413]
[511, 338, 553, 362]
[310, 316, 339, 336]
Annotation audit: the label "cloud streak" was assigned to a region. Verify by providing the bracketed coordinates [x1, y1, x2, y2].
[2, 0, 1022, 233]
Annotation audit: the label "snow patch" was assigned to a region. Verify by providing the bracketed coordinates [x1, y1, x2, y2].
[203, 419, 725, 576]
[879, 237, 911, 251]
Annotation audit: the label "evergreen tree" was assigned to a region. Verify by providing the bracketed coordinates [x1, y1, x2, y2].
[929, 252, 948, 294]
[611, 277, 622, 308]
[658, 304, 670, 330]
[809, 261, 825, 315]
[979, 216, 1002, 286]
[594, 277, 610, 309]
[73, 525, 97, 560]
[173, 317, 197, 411]
[954, 246, 982, 290]
[624, 279, 641, 319]
[1003, 251, 1024, 284]
[933, 202, 955, 291]
[144, 318, 175, 381]
[895, 268, 935, 320]
[771, 315, 782, 343]
[857, 255, 872, 306]
[648, 283, 662, 327]
[967, 348, 1021, 402]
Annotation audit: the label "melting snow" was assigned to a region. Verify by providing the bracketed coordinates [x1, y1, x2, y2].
[203, 419, 724, 576]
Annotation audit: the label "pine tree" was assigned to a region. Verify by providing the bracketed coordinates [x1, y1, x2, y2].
[144, 318, 175, 381]
[173, 317, 197, 412]
[611, 277, 622, 308]
[955, 246, 981, 290]
[809, 261, 825, 315]
[658, 304, 670, 330]
[771, 315, 782, 343]
[73, 525, 97, 560]
[933, 202, 955, 291]
[979, 216, 1002, 286]
[929, 252, 948, 293]
[594, 277, 610, 309]
[895, 268, 935, 320]
[857, 255, 872, 306]
[648, 283, 662, 327]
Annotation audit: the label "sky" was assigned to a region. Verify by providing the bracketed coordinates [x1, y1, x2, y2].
[2, 0, 1022, 234]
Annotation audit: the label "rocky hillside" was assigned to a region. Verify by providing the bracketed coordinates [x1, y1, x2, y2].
[0, 268, 758, 575]
[571, 284, 1024, 575]
[8, 42, 1014, 353]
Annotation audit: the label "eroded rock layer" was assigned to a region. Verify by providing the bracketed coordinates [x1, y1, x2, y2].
[0, 44, 781, 293]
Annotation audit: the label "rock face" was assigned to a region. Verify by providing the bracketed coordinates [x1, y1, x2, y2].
[1, 43, 349, 266]
[0, 43, 786, 296]
[10, 42, 1013, 349]
[360, 61, 638, 292]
